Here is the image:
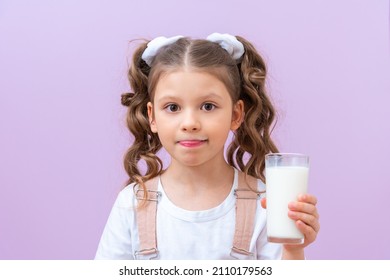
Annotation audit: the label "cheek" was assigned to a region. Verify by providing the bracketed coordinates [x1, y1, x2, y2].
[153, 115, 173, 135]
[154, 129, 173, 148]
[206, 114, 233, 137]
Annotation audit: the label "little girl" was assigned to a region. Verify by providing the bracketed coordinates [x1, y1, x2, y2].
[95, 33, 320, 260]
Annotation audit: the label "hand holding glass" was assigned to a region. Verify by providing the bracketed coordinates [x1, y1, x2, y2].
[265, 153, 309, 244]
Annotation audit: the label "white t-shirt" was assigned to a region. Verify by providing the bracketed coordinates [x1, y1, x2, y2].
[95, 169, 282, 260]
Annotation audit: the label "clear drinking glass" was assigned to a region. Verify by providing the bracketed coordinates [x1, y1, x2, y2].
[265, 153, 309, 244]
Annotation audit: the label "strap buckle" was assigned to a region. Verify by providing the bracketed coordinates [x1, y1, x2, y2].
[230, 246, 255, 259]
[234, 189, 263, 200]
[135, 188, 161, 202]
[134, 248, 159, 260]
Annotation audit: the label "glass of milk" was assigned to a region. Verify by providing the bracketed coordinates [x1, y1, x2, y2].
[265, 153, 309, 244]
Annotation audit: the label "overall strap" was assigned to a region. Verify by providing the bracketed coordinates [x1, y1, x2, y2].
[134, 177, 160, 259]
[134, 172, 261, 259]
[231, 172, 262, 258]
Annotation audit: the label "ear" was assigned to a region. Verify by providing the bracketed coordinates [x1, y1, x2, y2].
[147, 102, 158, 133]
[231, 100, 244, 131]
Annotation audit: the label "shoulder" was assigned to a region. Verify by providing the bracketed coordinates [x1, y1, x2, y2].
[114, 183, 138, 208]
[256, 178, 266, 193]
[237, 171, 265, 192]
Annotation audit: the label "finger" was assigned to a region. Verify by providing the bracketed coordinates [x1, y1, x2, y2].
[288, 211, 320, 233]
[288, 201, 318, 218]
[260, 197, 267, 209]
[296, 220, 317, 243]
[298, 194, 317, 206]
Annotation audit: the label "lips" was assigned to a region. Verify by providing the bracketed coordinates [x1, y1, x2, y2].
[178, 139, 207, 148]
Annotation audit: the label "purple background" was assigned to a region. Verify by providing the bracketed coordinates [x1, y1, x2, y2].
[0, 0, 389, 259]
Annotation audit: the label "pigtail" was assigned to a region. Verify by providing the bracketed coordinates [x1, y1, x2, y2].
[122, 41, 163, 200]
[227, 36, 279, 182]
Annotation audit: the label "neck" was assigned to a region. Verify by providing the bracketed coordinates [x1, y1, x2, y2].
[163, 158, 234, 191]
[160, 158, 235, 210]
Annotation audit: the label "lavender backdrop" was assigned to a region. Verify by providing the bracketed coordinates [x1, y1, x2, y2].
[0, 0, 389, 259]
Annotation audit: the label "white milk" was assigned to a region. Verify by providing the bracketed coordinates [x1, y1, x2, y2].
[266, 166, 309, 243]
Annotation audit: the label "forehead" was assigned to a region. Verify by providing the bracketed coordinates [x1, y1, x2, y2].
[149, 64, 236, 94]
[153, 70, 230, 99]
[157, 66, 228, 83]
[157, 69, 224, 86]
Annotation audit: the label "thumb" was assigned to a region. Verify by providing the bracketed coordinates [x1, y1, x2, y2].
[260, 197, 267, 209]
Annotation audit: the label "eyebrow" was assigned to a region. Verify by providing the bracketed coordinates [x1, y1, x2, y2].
[156, 93, 224, 103]
[200, 93, 224, 101]
[155, 95, 181, 103]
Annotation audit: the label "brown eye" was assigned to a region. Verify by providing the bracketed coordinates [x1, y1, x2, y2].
[166, 104, 180, 112]
[202, 103, 216, 111]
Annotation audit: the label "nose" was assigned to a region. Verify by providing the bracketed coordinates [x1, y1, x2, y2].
[180, 110, 200, 132]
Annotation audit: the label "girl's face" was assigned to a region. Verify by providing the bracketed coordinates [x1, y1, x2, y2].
[147, 70, 244, 168]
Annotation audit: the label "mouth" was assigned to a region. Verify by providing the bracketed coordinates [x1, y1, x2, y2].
[177, 139, 208, 148]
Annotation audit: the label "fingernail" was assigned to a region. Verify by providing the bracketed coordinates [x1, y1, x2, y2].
[288, 202, 296, 209]
[288, 211, 296, 217]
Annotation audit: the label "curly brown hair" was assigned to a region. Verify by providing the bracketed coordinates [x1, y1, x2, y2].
[121, 35, 278, 198]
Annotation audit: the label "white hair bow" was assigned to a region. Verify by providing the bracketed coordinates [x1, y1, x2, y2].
[141, 35, 184, 66]
[206, 33, 244, 61]
[141, 33, 245, 66]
